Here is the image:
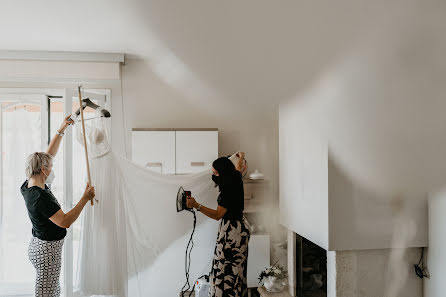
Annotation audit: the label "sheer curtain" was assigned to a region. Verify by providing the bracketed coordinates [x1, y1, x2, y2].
[119, 155, 220, 297]
[73, 117, 221, 297]
[0, 104, 41, 296]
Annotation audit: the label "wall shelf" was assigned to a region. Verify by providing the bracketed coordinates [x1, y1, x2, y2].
[243, 178, 266, 184]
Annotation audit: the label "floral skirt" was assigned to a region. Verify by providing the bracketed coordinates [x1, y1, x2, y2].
[209, 216, 251, 297]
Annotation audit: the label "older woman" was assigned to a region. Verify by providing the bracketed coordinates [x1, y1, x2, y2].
[21, 115, 95, 297]
[187, 152, 250, 297]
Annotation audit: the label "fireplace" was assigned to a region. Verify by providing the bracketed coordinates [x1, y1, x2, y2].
[295, 235, 327, 297]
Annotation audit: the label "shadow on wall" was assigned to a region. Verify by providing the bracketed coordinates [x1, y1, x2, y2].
[281, 0, 446, 198]
[123, 0, 395, 106]
[328, 158, 427, 251]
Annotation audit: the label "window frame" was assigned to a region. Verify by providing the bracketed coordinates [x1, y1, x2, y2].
[54, 88, 109, 297]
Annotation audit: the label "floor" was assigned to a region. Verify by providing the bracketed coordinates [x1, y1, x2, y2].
[0, 282, 34, 297]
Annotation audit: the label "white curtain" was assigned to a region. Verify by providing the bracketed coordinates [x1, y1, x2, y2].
[0, 105, 41, 295]
[120, 155, 219, 297]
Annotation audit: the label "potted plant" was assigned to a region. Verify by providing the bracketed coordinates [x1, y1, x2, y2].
[258, 265, 288, 292]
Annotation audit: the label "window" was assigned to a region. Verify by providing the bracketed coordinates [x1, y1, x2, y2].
[0, 98, 42, 296]
[0, 89, 110, 297]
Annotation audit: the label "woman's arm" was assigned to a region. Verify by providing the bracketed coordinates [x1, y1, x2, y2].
[186, 197, 227, 221]
[198, 205, 227, 221]
[49, 183, 95, 228]
[47, 115, 74, 157]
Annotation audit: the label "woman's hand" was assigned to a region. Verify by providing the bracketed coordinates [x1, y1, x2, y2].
[59, 115, 74, 133]
[237, 151, 245, 160]
[235, 151, 246, 172]
[47, 114, 75, 157]
[50, 182, 95, 228]
[186, 197, 198, 209]
[82, 183, 96, 201]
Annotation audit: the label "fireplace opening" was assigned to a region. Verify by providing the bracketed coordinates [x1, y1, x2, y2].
[295, 235, 327, 297]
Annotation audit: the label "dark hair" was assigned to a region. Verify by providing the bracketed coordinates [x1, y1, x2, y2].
[212, 157, 240, 191]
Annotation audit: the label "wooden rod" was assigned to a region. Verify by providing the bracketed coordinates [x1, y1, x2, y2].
[78, 85, 94, 205]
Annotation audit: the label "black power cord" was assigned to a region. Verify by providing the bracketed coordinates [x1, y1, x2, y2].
[180, 209, 197, 297]
[414, 247, 429, 279]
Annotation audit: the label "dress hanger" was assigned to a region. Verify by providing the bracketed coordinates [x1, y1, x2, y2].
[71, 98, 111, 122]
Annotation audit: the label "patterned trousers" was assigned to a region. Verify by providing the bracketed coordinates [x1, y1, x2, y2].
[28, 237, 64, 297]
[209, 217, 250, 297]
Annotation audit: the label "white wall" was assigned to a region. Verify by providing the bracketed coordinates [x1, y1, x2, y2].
[328, 159, 428, 251]
[279, 101, 427, 251]
[278, 0, 445, 252]
[278, 0, 446, 199]
[424, 190, 446, 297]
[279, 99, 328, 249]
[329, 248, 422, 297]
[120, 58, 279, 201]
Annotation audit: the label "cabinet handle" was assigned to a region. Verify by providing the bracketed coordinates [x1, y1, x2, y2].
[146, 162, 162, 167]
[146, 162, 163, 173]
[191, 162, 205, 167]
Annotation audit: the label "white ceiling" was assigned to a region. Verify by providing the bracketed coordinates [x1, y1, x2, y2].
[0, 0, 393, 102]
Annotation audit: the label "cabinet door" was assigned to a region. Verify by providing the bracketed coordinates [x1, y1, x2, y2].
[131, 131, 176, 174]
[175, 131, 218, 174]
[247, 234, 270, 288]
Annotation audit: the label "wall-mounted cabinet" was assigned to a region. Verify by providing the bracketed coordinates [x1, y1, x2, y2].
[131, 129, 218, 175]
[175, 131, 218, 174]
[132, 130, 176, 174]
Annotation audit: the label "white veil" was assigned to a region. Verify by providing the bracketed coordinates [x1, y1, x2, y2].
[74, 114, 219, 297]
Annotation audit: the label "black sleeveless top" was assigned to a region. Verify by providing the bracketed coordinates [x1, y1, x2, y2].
[217, 171, 244, 220]
[21, 180, 66, 241]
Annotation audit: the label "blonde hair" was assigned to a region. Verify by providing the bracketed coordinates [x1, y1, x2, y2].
[25, 152, 53, 179]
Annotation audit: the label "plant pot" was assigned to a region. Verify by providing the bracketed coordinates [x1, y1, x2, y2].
[262, 276, 286, 293]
